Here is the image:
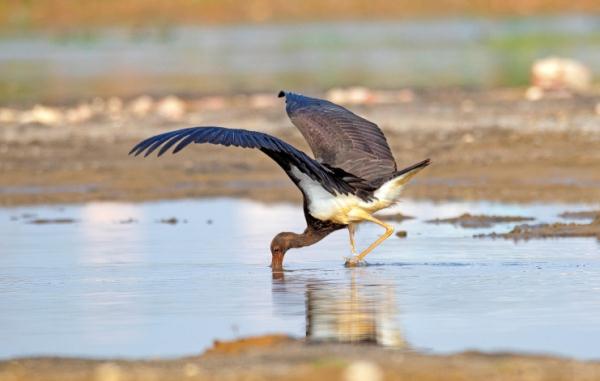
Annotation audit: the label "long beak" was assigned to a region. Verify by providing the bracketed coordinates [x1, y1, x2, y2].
[270, 252, 285, 271]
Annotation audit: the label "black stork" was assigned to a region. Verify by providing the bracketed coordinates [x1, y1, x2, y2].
[130, 91, 430, 269]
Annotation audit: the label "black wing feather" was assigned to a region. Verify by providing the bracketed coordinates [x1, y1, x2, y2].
[281, 91, 397, 185]
[130, 126, 369, 198]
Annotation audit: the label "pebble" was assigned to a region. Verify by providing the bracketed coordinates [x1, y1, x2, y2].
[94, 362, 123, 381]
[249, 93, 277, 108]
[327, 86, 376, 104]
[156, 95, 186, 120]
[128, 95, 154, 117]
[344, 361, 383, 381]
[525, 86, 544, 101]
[65, 103, 94, 124]
[20, 105, 63, 126]
[0, 108, 17, 123]
[198, 96, 227, 110]
[531, 57, 592, 92]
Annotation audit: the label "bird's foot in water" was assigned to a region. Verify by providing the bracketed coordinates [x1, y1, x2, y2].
[344, 256, 367, 267]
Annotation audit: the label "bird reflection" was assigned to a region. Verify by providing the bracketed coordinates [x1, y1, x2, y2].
[272, 270, 407, 348]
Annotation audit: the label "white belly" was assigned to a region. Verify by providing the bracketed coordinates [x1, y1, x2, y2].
[290, 166, 406, 224]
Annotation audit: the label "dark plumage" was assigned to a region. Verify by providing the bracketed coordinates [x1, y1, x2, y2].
[131, 91, 430, 269]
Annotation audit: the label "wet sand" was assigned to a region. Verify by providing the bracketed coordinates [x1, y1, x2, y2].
[1, 88, 600, 207]
[2, 336, 600, 381]
[479, 217, 600, 240]
[427, 213, 535, 228]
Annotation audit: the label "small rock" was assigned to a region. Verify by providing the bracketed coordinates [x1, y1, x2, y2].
[94, 362, 122, 381]
[156, 95, 186, 120]
[396, 89, 415, 103]
[198, 96, 226, 110]
[90, 97, 106, 113]
[65, 103, 94, 124]
[525, 86, 544, 101]
[159, 217, 178, 224]
[531, 57, 592, 93]
[396, 230, 407, 238]
[183, 363, 200, 377]
[344, 361, 383, 381]
[128, 95, 154, 117]
[461, 133, 475, 144]
[327, 87, 375, 105]
[21, 105, 63, 126]
[107, 97, 123, 114]
[249, 93, 277, 108]
[0, 108, 17, 123]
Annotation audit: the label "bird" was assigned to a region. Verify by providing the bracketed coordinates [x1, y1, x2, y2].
[130, 91, 430, 269]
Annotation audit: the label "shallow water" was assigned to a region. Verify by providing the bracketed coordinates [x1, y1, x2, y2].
[1, 198, 599, 360]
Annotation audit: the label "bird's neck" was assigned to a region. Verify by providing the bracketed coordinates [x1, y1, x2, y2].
[289, 227, 333, 249]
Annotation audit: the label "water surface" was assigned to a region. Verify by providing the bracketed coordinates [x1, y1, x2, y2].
[1, 198, 599, 359]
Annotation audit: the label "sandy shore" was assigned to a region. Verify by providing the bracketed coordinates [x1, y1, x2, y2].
[1, 88, 600, 207]
[1, 335, 600, 381]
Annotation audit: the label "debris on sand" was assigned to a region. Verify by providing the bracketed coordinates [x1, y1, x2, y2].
[395, 230, 407, 238]
[477, 217, 600, 240]
[158, 217, 188, 224]
[377, 213, 414, 222]
[28, 218, 76, 224]
[427, 213, 534, 228]
[559, 210, 600, 220]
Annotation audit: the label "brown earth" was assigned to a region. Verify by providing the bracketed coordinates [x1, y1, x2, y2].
[2, 0, 600, 32]
[427, 213, 535, 228]
[478, 216, 600, 240]
[1, 88, 600, 207]
[1, 335, 600, 381]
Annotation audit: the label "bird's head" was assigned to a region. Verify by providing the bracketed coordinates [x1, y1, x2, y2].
[270, 232, 297, 270]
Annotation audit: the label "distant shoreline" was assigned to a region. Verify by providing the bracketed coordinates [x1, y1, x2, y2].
[2, 1, 600, 33]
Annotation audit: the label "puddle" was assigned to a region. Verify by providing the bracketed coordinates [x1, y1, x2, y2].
[1, 198, 599, 360]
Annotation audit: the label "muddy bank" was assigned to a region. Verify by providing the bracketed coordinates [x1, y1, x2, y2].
[1, 336, 599, 381]
[1, 89, 600, 206]
[477, 216, 600, 240]
[427, 213, 535, 228]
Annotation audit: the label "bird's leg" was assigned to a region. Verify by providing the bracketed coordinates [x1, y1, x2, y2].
[348, 223, 358, 255]
[346, 211, 394, 266]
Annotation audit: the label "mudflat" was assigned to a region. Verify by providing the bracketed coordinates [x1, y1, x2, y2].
[1, 88, 600, 206]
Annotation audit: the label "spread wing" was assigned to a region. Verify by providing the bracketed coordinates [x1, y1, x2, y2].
[280, 91, 397, 183]
[129, 126, 373, 199]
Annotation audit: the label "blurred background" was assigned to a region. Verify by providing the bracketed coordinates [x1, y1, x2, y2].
[1, 0, 599, 105]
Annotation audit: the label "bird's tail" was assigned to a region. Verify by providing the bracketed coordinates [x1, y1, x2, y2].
[387, 158, 431, 186]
